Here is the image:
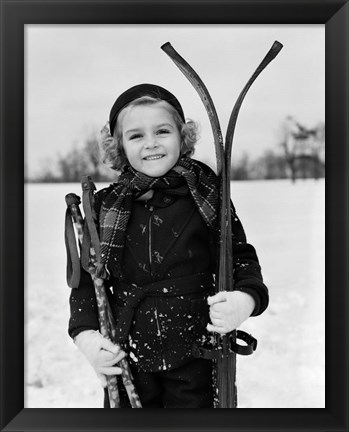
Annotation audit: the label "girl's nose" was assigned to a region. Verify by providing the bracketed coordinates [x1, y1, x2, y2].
[144, 136, 158, 149]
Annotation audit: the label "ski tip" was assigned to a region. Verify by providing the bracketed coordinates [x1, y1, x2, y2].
[161, 41, 172, 51]
[273, 40, 284, 53]
[266, 41, 283, 62]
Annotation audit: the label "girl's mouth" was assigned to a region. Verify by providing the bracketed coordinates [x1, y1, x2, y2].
[144, 155, 165, 161]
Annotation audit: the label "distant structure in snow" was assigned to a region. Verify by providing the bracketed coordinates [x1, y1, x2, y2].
[280, 116, 325, 182]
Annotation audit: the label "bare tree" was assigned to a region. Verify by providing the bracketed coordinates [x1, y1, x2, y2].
[33, 132, 116, 183]
[231, 152, 250, 180]
[252, 150, 288, 180]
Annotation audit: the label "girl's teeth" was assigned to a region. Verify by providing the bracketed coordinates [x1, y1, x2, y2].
[145, 155, 163, 160]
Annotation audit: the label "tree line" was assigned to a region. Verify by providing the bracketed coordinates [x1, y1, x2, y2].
[28, 117, 325, 183]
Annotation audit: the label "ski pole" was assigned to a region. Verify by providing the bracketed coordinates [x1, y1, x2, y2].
[65, 192, 142, 408]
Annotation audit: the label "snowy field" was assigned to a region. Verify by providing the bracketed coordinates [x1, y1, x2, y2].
[24, 179, 325, 408]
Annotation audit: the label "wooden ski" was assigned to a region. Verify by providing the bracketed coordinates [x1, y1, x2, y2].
[161, 40, 283, 408]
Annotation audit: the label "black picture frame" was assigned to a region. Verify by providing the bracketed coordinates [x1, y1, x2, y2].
[1, 1, 348, 431]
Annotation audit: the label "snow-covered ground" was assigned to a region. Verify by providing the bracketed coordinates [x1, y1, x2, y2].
[24, 179, 325, 408]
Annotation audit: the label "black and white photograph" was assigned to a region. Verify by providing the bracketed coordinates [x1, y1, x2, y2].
[24, 24, 326, 409]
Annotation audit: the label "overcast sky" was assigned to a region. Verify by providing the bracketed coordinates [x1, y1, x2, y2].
[25, 25, 324, 178]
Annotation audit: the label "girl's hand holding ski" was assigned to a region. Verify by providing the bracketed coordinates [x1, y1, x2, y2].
[207, 291, 256, 335]
[74, 330, 126, 387]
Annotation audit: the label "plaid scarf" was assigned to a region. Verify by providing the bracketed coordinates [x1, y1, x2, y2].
[97, 157, 219, 276]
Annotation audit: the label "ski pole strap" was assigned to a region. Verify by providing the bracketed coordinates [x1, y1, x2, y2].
[64, 194, 81, 289]
[81, 176, 101, 261]
[232, 330, 257, 355]
[193, 330, 257, 359]
[80, 221, 92, 273]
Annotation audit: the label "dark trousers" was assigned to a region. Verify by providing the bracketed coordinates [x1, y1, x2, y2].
[104, 358, 214, 408]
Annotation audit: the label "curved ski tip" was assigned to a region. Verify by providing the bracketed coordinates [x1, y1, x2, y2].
[161, 42, 172, 51]
[273, 40, 284, 52]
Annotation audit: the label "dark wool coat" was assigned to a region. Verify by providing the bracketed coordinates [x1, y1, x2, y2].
[69, 162, 269, 373]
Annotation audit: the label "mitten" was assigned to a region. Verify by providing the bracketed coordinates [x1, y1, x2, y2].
[207, 291, 256, 334]
[74, 329, 125, 387]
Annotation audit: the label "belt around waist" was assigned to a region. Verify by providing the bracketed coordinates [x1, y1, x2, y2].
[114, 272, 214, 300]
[112, 272, 214, 343]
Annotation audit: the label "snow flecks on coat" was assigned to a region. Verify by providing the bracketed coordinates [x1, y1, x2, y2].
[69, 185, 268, 373]
[153, 215, 163, 227]
[153, 251, 163, 264]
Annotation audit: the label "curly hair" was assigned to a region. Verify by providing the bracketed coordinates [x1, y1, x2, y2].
[100, 96, 199, 172]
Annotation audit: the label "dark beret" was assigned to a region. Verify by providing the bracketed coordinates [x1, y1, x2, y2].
[109, 83, 185, 136]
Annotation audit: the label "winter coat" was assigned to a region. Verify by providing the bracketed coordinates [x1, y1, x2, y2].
[69, 164, 269, 373]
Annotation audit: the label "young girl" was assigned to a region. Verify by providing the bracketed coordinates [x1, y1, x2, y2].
[68, 83, 269, 408]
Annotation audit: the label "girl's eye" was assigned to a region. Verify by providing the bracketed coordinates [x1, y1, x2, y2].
[129, 134, 142, 140]
[157, 129, 170, 135]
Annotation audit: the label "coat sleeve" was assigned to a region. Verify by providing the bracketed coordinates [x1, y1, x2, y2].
[68, 266, 99, 339]
[230, 201, 269, 316]
[67, 185, 114, 339]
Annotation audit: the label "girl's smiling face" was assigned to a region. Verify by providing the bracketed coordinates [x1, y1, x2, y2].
[119, 102, 181, 177]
